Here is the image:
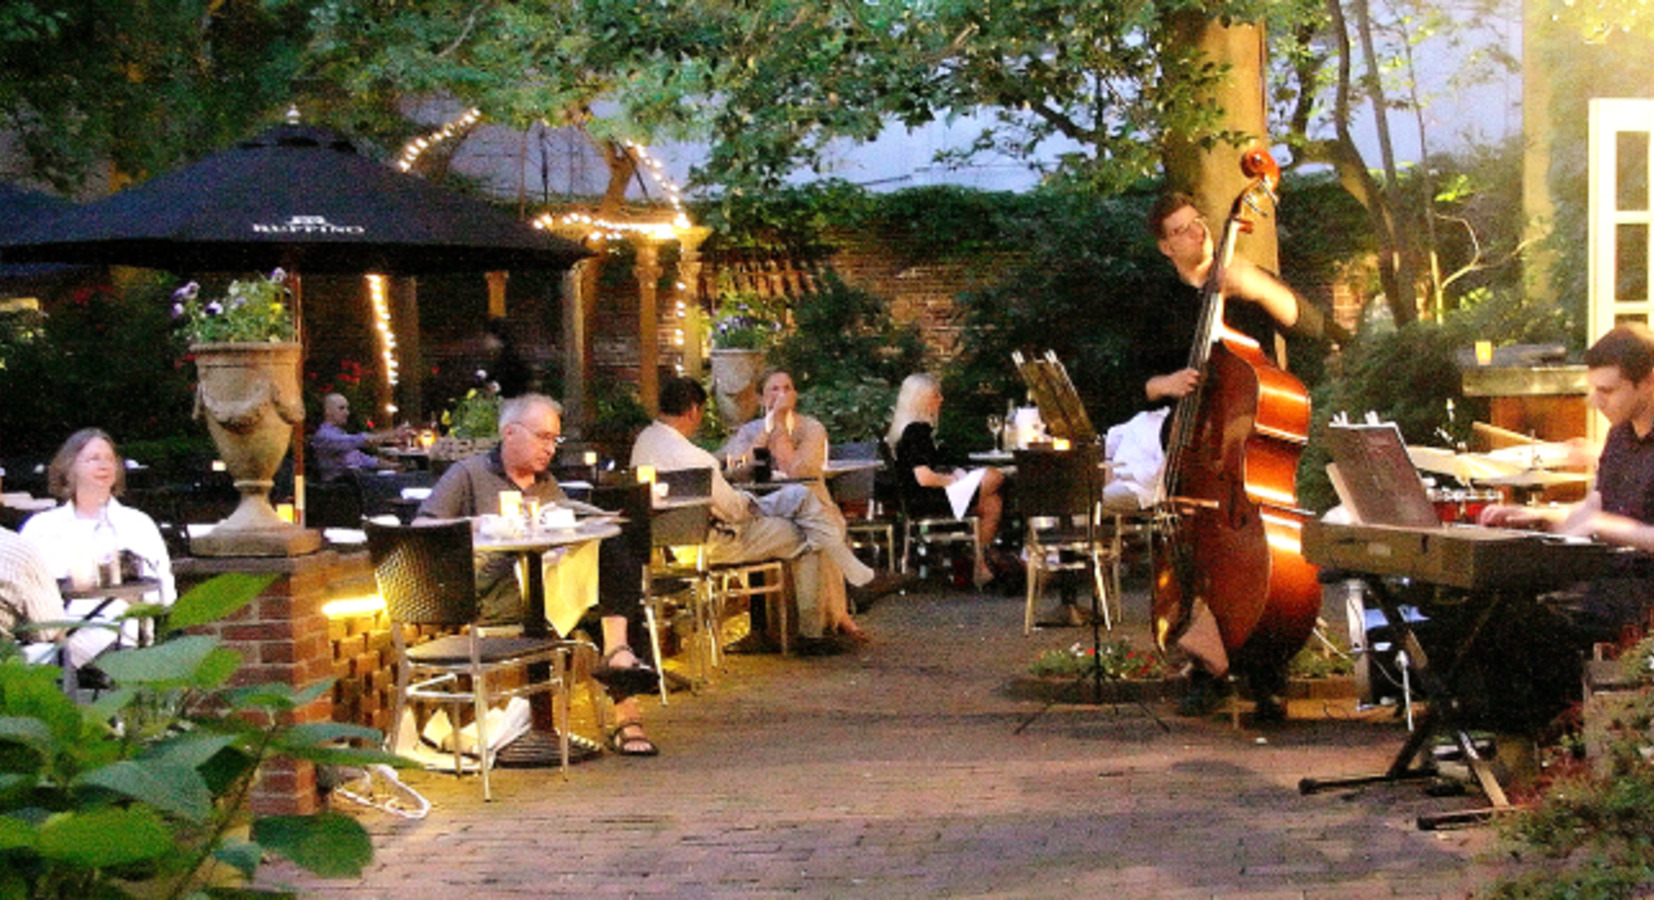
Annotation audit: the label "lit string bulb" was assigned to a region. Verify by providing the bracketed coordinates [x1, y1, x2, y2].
[397, 108, 483, 172]
[366, 275, 399, 416]
[531, 141, 693, 241]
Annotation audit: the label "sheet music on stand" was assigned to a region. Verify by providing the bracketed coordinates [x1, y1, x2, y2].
[1011, 350, 1097, 446]
[1322, 421, 1441, 529]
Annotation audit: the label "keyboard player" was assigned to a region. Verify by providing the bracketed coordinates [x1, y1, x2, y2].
[1479, 323, 1654, 645]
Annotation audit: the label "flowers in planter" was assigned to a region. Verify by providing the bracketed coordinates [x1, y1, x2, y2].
[1029, 641, 1167, 679]
[710, 290, 789, 350]
[171, 268, 297, 345]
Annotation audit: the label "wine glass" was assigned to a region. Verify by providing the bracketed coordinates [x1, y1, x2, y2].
[986, 413, 1004, 453]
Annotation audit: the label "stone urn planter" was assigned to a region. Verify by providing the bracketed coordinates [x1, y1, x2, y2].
[709, 347, 766, 426]
[189, 342, 321, 557]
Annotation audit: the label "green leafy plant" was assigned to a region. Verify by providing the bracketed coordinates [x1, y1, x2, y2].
[0, 572, 403, 899]
[442, 388, 500, 440]
[1484, 635, 1654, 899]
[1287, 635, 1355, 679]
[586, 377, 652, 450]
[171, 270, 297, 345]
[709, 290, 788, 351]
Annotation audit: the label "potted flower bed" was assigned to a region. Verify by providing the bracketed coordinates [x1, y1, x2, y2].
[172, 270, 319, 556]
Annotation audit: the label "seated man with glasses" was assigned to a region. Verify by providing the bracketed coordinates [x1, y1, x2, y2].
[418, 393, 575, 624]
[417, 392, 663, 756]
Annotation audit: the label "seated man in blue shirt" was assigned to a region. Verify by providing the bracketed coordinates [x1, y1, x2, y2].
[310, 393, 409, 483]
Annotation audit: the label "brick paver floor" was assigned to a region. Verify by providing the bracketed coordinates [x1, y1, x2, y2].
[263, 579, 1521, 899]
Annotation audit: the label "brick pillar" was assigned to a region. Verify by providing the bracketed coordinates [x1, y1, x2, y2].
[178, 550, 367, 815]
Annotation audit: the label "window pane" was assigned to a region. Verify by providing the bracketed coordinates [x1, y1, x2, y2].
[1617, 223, 1649, 302]
[1619, 132, 1650, 211]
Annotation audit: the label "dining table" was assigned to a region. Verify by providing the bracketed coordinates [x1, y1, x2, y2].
[472, 516, 621, 765]
[377, 447, 431, 470]
[60, 576, 165, 649]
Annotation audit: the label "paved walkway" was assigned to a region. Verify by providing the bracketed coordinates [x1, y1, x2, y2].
[265, 580, 1516, 899]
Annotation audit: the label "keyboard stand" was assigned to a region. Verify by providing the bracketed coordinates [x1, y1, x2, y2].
[1298, 573, 1516, 830]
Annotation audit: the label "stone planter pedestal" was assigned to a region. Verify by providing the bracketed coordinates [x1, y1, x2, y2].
[709, 347, 766, 427]
[190, 342, 321, 557]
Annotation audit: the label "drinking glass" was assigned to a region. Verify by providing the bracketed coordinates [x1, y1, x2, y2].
[986, 414, 1004, 452]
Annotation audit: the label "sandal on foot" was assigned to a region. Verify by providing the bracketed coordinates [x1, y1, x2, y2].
[837, 623, 873, 644]
[591, 645, 661, 696]
[607, 720, 659, 757]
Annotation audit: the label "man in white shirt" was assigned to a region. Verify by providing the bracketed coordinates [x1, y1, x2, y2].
[632, 377, 904, 648]
[0, 525, 109, 669]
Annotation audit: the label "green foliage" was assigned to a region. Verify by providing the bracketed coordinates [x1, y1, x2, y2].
[442, 389, 500, 441]
[846, 186, 1035, 263]
[585, 377, 652, 450]
[692, 181, 871, 255]
[709, 290, 788, 351]
[0, 275, 196, 459]
[768, 271, 926, 442]
[1029, 641, 1167, 680]
[1484, 636, 1654, 899]
[949, 188, 1165, 448]
[0, 0, 312, 191]
[0, 573, 400, 898]
[171, 271, 298, 346]
[797, 378, 904, 447]
[1287, 635, 1354, 679]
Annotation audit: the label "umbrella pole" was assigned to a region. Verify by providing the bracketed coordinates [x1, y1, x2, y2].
[290, 267, 307, 529]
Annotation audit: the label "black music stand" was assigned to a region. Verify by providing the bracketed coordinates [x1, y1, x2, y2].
[1011, 350, 1097, 446]
[1009, 352, 1167, 734]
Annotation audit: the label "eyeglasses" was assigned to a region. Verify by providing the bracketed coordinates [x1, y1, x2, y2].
[511, 423, 564, 445]
[1166, 215, 1206, 239]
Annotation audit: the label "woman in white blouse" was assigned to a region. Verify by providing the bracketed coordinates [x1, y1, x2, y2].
[21, 428, 175, 657]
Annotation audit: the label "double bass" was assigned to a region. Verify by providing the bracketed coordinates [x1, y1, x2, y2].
[1150, 150, 1322, 681]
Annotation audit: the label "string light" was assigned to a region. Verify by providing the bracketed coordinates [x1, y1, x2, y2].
[366, 275, 399, 416]
[400, 112, 696, 243]
[397, 108, 483, 172]
[532, 141, 693, 241]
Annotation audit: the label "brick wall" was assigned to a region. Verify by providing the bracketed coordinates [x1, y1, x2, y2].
[177, 551, 370, 815]
[589, 232, 1023, 386]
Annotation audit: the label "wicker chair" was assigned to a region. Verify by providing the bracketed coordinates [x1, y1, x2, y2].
[366, 520, 588, 798]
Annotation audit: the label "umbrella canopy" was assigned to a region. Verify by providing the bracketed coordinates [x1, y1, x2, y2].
[0, 125, 587, 275]
[0, 183, 77, 279]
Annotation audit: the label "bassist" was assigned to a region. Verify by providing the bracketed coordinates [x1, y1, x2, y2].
[1141, 192, 1345, 408]
[1139, 190, 1346, 720]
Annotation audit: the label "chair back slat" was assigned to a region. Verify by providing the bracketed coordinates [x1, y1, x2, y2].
[656, 467, 712, 498]
[365, 520, 480, 625]
[827, 442, 877, 506]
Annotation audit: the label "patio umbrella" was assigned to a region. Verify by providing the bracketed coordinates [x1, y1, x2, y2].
[0, 182, 76, 281]
[0, 124, 587, 274]
[0, 125, 589, 546]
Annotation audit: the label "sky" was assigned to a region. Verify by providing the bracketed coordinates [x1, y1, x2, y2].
[434, 6, 1528, 202]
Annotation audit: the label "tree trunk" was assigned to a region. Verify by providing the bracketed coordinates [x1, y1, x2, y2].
[1161, 11, 1279, 272]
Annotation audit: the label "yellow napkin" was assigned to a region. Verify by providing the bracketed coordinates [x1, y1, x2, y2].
[540, 540, 599, 638]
